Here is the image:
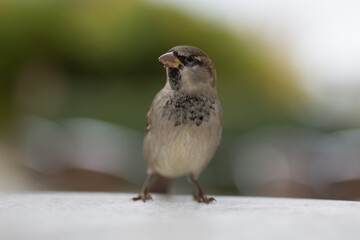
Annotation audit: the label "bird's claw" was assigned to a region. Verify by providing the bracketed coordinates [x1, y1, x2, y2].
[193, 193, 216, 204]
[132, 193, 153, 202]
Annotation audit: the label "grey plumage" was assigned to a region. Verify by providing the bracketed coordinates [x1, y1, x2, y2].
[133, 46, 222, 203]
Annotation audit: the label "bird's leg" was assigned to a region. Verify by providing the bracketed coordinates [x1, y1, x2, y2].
[189, 175, 215, 204]
[132, 174, 153, 202]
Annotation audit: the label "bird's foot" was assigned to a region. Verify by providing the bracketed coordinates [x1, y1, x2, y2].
[193, 192, 215, 204]
[132, 192, 153, 202]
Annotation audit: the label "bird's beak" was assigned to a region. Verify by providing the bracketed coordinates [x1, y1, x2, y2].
[158, 52, 183, 68]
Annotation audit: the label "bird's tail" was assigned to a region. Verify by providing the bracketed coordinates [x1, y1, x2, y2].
[150, 174, 172, 193]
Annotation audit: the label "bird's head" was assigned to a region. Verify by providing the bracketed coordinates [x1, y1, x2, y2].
[158, 46, 217, 96]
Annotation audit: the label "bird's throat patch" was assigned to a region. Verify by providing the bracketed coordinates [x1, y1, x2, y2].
[168, 67, 181, 91]
[162, 93, 216, 127]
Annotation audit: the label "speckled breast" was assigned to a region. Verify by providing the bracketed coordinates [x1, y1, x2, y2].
[145, 93, 221, 178]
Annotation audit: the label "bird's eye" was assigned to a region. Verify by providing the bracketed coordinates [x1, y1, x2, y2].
[187, 55, 195, 62]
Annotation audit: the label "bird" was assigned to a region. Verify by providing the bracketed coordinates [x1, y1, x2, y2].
[133, 46, 222, 203]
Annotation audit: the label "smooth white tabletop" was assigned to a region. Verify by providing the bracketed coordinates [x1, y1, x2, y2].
[1, 193, 360, 240]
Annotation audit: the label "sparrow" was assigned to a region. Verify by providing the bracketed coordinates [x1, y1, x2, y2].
[133, 46, 222, 203]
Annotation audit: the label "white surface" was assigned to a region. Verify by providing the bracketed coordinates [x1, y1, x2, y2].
[1, 193, 360, 240]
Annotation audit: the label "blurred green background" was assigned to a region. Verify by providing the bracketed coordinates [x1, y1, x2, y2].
[0, 0, 359, 200]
